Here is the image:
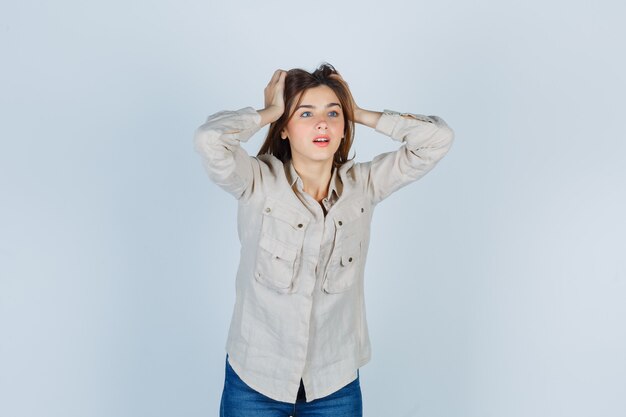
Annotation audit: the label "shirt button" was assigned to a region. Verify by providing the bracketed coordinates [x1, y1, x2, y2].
[297, 223, 303, 228]
[265, 207, 271, 213]
[348, 257, 353, 262]
[361, 208, 364, 213]
[338, 220, 343, 226]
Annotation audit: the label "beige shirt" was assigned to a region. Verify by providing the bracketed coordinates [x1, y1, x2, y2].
[194, 107, 454, 402]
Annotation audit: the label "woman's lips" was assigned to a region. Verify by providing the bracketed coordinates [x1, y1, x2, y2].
[313, 136, 330, 147]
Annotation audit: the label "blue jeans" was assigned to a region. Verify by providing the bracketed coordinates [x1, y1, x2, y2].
[220, 356, 363, 417]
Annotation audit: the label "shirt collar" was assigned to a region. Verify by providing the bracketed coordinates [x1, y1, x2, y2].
[286, 160, 341, 200]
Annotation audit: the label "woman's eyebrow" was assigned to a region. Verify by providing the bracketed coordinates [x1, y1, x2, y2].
[295, 102, 342, 110]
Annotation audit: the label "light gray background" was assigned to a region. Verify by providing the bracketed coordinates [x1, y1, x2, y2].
[1, 0, 625, 416]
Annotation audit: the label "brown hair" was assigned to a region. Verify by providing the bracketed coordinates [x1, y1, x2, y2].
[257, 63, 355, 167]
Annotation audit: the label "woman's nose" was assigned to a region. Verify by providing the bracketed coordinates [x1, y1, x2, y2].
[316, 118, 328, 130]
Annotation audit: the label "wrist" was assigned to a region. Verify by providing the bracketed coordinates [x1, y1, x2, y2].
[353, 108, 382, 129]
[353, 107, 364, 124]
[257, 106, 283, 126]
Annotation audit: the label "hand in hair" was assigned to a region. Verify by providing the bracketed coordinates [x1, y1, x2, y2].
[258, 69, 287, 126]
[330, 73, 381, 129]
[329, 73, 358, 112]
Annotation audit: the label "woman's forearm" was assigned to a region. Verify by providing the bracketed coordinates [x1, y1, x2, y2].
[257, 105, 284, 127]
[353, 108, 382, 129]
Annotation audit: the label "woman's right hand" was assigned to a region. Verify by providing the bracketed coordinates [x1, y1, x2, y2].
[258, 69, 287, 126]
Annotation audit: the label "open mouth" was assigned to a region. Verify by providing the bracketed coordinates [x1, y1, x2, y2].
[313, 138, 330, 143]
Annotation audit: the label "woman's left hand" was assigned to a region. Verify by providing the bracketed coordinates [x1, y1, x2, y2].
[331, 73, 381, 129]
[330, 73, 361, 119]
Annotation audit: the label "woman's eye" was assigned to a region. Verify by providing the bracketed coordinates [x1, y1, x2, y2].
[300, 111, 312, 118]
[328, 111, 339, 117]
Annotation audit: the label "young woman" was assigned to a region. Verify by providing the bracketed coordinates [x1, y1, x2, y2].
[194, 64, 454, 417]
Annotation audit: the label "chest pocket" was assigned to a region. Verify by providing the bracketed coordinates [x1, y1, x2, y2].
[322, 200, 366, 294]
[254, 197, 310, 294]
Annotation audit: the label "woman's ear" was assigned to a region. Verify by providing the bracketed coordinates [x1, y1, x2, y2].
[280, 129, 288, 140]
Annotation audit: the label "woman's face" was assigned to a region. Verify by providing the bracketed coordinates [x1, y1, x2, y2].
[281, 85, 344, 166]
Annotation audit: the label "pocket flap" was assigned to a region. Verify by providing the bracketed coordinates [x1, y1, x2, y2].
[258, 235, 298, 262]
[262, 197, 311, 231]
[340, 251, 358, 267]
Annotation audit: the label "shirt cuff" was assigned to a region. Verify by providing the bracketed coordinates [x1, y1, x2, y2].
[375, 109, 435, 142]
[239, 106, 263, 128]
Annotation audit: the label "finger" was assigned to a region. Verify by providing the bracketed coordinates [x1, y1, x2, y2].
[277, 71, 287, 85]
[270, 69, 285, 85]
[268, 70, 281, 86]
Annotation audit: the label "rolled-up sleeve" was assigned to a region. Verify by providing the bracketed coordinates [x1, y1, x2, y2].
[193, 107, 261, 200]
[359, 110, 454, 204]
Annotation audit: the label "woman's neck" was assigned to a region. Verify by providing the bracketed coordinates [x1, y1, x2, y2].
[291, 158, 333, 202]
